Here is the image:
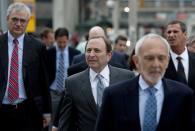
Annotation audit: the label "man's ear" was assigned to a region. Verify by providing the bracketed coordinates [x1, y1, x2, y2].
[107, 51, 112, 62]
[165, 55, 170, 69]
[132, 55, 139, 70]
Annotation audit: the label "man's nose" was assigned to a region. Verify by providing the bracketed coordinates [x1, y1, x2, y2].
[169, 32, 175, 37]
[89, 50, 95, 56]
[153, 58, 160, 67]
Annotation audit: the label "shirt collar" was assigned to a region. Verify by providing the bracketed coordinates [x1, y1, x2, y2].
[90, 65, 110, 81]
[56, 44, 69, 53]
[8, 31, 25, 44]
[139, 75, 162, 91]
[170, 47, 188, 61]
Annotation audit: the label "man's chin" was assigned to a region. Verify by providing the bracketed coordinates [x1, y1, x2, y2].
[144, 74, 162, 85]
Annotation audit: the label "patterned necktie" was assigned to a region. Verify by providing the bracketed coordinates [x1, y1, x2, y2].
[56, 52, 65, 93]
[143, 87, 157, 131]
[176, 56, 187, 84]
[8, 39, 19, 103]
[96, 74, 104, 109]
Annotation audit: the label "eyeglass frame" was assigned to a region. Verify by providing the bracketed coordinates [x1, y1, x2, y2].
[10, 17, 28, 25]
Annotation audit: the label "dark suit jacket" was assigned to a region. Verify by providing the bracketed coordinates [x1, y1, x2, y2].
[0, 33, 51, 126]
[46, 46, 80, 85]
[58, 65, 135, 131]
[95, 76, 195, 131]
[164, 51, 195, 91]
[72, 50, 129, 69]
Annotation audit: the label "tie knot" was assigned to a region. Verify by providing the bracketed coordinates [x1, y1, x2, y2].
[13, 39, 18, 44]
[96, 74, 103, 80]
[147, 87, 157, 95]
[176, 56, 182, 61]
[60, 52, 64, 57]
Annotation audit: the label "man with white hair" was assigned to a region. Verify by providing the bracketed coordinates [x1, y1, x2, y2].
[0, 2, 51, 131]
[95, 33, 194, 131]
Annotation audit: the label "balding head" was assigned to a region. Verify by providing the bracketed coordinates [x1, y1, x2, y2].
[88, 26, 105, 39]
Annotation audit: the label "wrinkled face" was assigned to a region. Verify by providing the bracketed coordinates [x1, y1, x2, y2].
[56, 36, 68, 51]
[85, 38, 112, 73]
[115, 40, 127, 53]
[165, 24, 187, 49]
[133, 37, 169, 86]
[6, 9, 29, 38]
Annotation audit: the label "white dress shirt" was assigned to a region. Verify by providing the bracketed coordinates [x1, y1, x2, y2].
[3, 31, 27, 104]
[89, 65, 110, 104]
[170, 48, 189, 81]
[139, 75, 164, 131]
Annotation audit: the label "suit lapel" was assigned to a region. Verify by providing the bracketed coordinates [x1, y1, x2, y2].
[0, 33, 8, 101]
[156, 78, 172, 130]
[68, 47, 73, 65]
[23, 34, 33, 80]
[109, 66, 121, 84]
[165, 57, 178, 81]
[124, 76, 141, 130]
[0, 33, 8, 82]
[188, 51, 195, 86]
[80, 69, 98, 115]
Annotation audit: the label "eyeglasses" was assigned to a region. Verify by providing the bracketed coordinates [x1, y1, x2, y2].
[10, 17, 27, 25]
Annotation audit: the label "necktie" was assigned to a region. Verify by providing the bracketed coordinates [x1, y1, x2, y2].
[96, 74, 104, 109]
[8, 39, 19, 103]
[143, 87, 157, 131]
[56, 52, 65, 93]
[176, 56, 187, 84]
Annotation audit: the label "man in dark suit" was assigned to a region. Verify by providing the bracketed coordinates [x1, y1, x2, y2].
[46, 28, 80, 131]
[0, 2, 51, 131]
[95, 33, 194, 131]
[40, 27, 55, 49]
[164, 20, 195, 91]
[58, 36, 134, 131]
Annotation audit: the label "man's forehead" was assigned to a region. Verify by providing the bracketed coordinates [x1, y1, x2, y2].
[166, 24, 181, 30]
[87, 38, 105, 48]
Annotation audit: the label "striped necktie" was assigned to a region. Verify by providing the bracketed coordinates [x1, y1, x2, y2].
[96, 74, 104, 109]
[56, 52, 65, 93]
[143, 87, 157, 131]
[176, 56, 187, 84]
[8, 39, 19, 103]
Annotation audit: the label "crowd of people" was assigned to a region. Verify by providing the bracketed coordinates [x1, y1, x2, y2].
[0, 2, 195, 131]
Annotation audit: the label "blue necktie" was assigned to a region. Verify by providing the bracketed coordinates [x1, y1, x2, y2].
[143, 87, 157, 131]
[176, 56, 187, 84]
[56, 52, 65, 93]
[96, 74, 104, 109]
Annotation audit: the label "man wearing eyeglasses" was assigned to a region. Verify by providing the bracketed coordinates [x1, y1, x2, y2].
[0, 2, 51, 131]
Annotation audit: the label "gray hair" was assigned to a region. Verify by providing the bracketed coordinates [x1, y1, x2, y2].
[7, 2, 31, 20]
[135, 33, 170, 56]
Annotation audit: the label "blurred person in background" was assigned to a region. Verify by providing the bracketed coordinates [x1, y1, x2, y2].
[46, 27, 80, 131]
[128, 49, 139, 75]
[164, 20, 195, 91]
[187, 35, 195, 53]
[114, 35, 129, 61]
[0, 28, 3, 35]
[76, 33, 89, 53]
[40, 27, 55, 49]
